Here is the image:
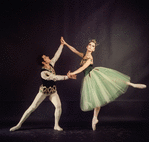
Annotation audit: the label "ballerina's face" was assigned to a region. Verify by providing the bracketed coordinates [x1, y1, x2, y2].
[86, 42, 95, 52]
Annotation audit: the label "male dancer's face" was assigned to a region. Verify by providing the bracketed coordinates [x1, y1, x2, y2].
[42, 55, 51, 64]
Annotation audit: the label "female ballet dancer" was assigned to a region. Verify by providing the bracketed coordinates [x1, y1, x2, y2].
[61, 37, 146, 131]
[10, 38, 76, 132]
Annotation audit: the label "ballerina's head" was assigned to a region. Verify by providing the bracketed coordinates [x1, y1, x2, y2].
[86, 39, 99, 52]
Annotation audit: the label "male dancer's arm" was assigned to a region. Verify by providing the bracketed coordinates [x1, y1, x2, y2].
[50, 44, 64, 67]
[41, 70, 76, 81]
[41, 71, 69, 81]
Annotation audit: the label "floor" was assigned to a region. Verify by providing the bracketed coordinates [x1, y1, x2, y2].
[0, 121, 148, 142]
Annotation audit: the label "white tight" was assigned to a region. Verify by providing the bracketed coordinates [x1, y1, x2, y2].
[10, 91, 62, 131]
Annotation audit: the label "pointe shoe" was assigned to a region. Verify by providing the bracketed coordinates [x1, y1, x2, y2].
[134, 84, 147, 89]
[54, 126, 63, 131]
[92, 123, 96, 131]
[10, 125, 21, 132]
[92, 118, 98, 131]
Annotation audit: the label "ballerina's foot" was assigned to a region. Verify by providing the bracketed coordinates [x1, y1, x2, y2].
[10, 125, 21, 132]
[92, 118, 98, 131]
[54, 126, 63, 131]
[134, 84, 147, 89]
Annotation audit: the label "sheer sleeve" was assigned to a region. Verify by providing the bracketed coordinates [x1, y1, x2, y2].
[50, 44, 64, 67]
[41, 71, 68, 81]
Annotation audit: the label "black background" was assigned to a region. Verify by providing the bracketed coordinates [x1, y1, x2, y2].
[0, 0, 149, 125]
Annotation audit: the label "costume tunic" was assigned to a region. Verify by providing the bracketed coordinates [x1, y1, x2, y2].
[80, 58, 130, 111]
[40, 45, 68, 94]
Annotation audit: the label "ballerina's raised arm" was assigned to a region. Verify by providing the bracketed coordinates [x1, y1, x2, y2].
[61, 37, 84, 58]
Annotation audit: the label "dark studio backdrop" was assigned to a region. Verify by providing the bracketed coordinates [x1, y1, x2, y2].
[0, 0, 149, 127]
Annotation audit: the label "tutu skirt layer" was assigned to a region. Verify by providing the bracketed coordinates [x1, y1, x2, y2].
[80, 67, 130, 111]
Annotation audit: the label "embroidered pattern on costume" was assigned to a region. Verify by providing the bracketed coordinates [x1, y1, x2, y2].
[42, 66, 56, 75]
[40, 85, 57, 94]
[49, 66, 56, 75]
[80, 58, 87, 66]
[80, 58, 93, 66]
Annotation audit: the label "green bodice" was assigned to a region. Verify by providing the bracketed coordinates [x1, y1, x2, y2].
[84, 65, 93, 76]
[80, 58, 93, 76]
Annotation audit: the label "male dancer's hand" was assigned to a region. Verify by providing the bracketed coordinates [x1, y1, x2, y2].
[67, 71, 77, 79]
[61, 37, 66, 45]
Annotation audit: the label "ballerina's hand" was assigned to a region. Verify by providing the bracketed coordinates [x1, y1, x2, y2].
[67, 71, 77, 79]
[61, 37, 66, 45]
[60, 37, 64, 45]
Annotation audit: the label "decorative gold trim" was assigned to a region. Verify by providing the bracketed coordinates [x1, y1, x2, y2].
[42, 65, 56, 75]
[40, 85, 57, 94]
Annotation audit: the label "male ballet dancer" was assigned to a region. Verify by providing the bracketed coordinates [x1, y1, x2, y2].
[10, 39, 76, 131]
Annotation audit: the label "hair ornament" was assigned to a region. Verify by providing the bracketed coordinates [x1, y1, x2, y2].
[89, 39, 100, 47]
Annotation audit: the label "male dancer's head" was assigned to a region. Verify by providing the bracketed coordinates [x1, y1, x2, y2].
[37, 54, 51, 66]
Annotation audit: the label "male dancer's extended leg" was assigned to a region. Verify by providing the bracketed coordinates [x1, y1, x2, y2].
[49, 91, 63, 131]
[10, 91, 46, 131]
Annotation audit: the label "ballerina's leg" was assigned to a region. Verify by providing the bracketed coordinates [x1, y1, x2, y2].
[126, 82, 147, 89]
[92, 107, 101, 131]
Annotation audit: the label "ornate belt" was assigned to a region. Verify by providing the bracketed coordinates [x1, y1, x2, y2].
[40, 85, 57, 94]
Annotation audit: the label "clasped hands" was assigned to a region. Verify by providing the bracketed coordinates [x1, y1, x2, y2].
[67, 71, 77, 79]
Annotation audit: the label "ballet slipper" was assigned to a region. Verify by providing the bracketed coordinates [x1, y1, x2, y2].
[10, 125, 21, 132]
[54, 126, 63, 131]
[133, 84, 146, 89]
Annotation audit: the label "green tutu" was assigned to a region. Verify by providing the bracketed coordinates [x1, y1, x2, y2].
[80, 66, 130, 111]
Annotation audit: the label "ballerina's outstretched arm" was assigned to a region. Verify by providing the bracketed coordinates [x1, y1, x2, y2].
[68, 59, 92, 76]
[61, 37, 84, 58]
